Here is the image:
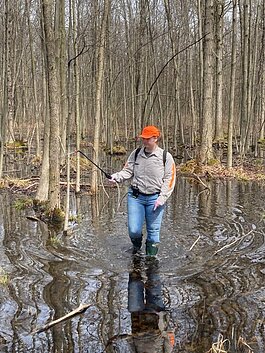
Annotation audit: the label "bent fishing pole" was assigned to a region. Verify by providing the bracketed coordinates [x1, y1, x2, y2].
[76, 150, 112, 179]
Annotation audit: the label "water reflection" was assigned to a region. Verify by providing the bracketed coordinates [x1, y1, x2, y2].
[127, 256, 175, 353]
[1, 179, 265, 352]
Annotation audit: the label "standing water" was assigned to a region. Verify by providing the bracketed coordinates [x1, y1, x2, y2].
[0, 178, 265, 352]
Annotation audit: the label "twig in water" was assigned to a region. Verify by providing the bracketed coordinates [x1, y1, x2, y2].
[207, 333, 229, 353]
[31, 303, 92, 334]
[189, 236, 201, 251]
[192, 173, 210, 189]
[237, 337, 254, 352]
[214, 229, 254, 256]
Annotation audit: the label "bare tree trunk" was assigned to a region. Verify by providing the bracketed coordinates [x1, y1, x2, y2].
[248, 3, 260, 157]
[42, 0, 61, 210]
[5, 0, 15, 142]
[135, 0, 148, 129]
[259, 71, 265, 157]
[197, 0, 204, 135]
[91, 0, 110, 193]
[56, 0, 67, 165]
[258, 3, 265, 153]
[35, 91, 50, 201]
[239, 0, 250, 155]
[35, 5, 50, 201]
[214, 0, 224, 142]
[26, 0, 41, 157]
[164, 0, 183, 151]
[197, 0, 214, 164]
[75, 52, 81, 193]
[0, 0, 8, 177]
[227, 0, 237, 169]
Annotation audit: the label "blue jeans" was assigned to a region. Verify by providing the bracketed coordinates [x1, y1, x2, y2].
[128, 270, 165, 312]
[127, 188, 165, 244]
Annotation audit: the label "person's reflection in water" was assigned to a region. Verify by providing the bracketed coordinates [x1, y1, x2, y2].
[127, 256, 175, 352]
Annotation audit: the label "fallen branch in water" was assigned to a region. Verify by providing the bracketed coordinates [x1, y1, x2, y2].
[192, 173, 210, 189]
[213, 229, 254, 256]
[178, 172, 210, 189]
[32, 303, 92, 334]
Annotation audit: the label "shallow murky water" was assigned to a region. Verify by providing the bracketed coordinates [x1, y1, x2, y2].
[1, 178, 265, 352]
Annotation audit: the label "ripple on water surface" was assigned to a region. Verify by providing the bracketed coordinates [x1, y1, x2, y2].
[0, 179, 265, 352]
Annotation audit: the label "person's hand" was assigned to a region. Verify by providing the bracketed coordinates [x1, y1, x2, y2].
[154, 199, 162, 210]
[109, 175, 117, 183]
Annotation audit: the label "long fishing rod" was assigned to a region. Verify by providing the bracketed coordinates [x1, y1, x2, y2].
[76, 150, 112, 179]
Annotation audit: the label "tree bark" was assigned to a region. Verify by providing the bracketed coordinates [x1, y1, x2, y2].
[239, 0, 250, 155]
[5, 0, 15, 142]
[35, 3, 50, 201]
[214, 0, 224, 142]
[91, 0, 110, 193]
[197, 0, 214, 164]
[227, 0, 237, 169]
[42, 0, 61, 210]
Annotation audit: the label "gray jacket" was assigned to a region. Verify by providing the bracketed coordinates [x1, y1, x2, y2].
[112, 146, 176, 205]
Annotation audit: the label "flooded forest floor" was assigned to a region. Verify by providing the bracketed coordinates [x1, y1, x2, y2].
[1, 152, 265, 352]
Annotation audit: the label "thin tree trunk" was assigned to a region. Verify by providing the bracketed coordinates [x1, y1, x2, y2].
[56, 0, 67, 165]
[214, 0, 224, 142]
[240, 0, 250, 155]
[5, 0, 15, 142]
[42, 0, 61, 210]
[197, 0, 204, 136]
[0, 0, 8, 177]
[227, 0, 237, 169]
[26, 0, 41, 157]
[197, 0, 214, 164]
[91, 0, 110, 193]
[35, 6, 50, 202]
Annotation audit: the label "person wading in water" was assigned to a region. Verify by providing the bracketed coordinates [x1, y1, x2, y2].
[110, 125, 176, 256]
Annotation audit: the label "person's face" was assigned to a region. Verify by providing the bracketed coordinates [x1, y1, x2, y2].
[141, 136, 158, 150]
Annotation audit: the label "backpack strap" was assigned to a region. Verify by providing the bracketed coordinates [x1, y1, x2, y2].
[162, 149, 167, 166]
[134, 147, 167, 166]
[134, 147, 141, 163]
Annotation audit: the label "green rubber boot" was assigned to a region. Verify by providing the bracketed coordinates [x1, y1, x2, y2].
[146, 242, 159, 256]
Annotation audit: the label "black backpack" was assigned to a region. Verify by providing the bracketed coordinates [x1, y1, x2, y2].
[134, 147, 167, 166]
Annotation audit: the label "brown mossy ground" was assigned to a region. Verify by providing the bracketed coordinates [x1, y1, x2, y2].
[177, 159, 265, 182]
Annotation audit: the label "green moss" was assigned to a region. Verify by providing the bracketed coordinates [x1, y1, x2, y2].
[0, 268, 9, 286]
[179, 159, 196, 173]
[207, 159, 220, 166]
[105, 145, 127, 155]
[0, 179, 8, 189]
[14, 197, 33, 210]
[6, 140, 27, 148]
[48, 236, 62, 246]
[237, 174, 249, 181]
[5, 140, 28, 154]
[255, 173, 265, 180]
[257, 138, 265, 145]
[33, 199, 50, 213]
[47, 208, 65, 223]
[69, 214, 82, 222]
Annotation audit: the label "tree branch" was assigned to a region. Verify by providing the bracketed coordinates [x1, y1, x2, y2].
[141, 33, 209, 120]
